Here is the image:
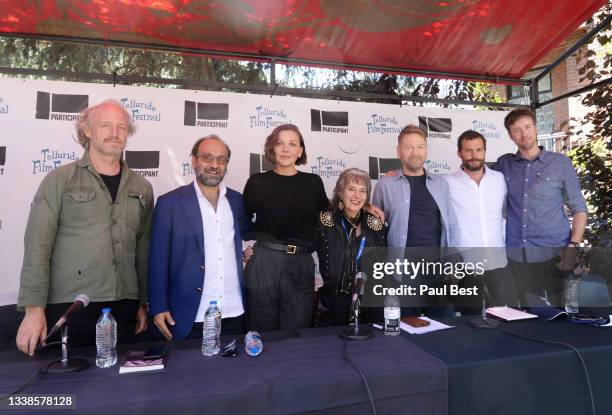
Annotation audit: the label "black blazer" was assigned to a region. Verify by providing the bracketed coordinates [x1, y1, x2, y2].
[316, 208, 387, 293]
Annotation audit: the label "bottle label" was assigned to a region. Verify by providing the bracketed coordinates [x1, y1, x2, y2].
[385, 318, 399, 331]
[384, 308, 401, 319]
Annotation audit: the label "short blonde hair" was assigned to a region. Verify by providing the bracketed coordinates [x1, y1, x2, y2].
[398, 124, 427, 143]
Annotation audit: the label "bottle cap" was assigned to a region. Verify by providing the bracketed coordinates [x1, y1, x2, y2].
[102, 307, 111, 314]
[210, 300, 217, 305]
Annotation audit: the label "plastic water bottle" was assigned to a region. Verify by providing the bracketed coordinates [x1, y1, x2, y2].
[245, 331, 263, 356]
[564, 273, 579, 315]
[95, 308, 117, 368]
[384, 295, 401, 336]
[202, 301, 221, 356]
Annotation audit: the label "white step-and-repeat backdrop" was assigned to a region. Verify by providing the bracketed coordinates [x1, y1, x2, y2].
[0, 77, 515, 305]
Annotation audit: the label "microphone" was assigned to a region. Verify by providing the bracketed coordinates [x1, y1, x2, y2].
[37, 294, 91, 374]
[351, 272, 367, 304]
[340, 272, 372, 341]
[47, 294, 90, 337]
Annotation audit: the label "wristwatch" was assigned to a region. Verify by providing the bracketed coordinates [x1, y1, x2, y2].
[568, 241, 580, 247]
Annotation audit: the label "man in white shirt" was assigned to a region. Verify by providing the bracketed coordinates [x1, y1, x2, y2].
[148, 135, 251, 340]
[445, 130, 518, 311]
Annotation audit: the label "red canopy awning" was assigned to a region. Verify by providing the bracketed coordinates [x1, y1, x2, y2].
[0, 0, 606, 83]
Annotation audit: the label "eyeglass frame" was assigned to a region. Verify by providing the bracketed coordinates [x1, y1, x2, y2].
[193, 153, 231, 165]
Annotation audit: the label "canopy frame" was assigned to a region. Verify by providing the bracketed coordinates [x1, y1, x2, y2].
[0, 10, 609, 110]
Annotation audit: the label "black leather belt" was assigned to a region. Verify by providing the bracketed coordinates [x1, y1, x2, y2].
[255, 241, 310, 255]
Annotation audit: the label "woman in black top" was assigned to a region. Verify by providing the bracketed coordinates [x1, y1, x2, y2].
[243, 124, 328, 331]
[316, 168, 387, 326]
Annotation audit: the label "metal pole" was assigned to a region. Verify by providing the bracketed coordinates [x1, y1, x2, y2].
[0, 32, 530, 85]
[536, 77, 612, 108]
[270, 58, 276, 86]
[535, 13, 612, 83]
[529, 79, 539, 111]
[0, 66, 529, 109]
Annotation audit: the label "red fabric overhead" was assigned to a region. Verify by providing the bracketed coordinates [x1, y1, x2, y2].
[0, 0, 606, 82]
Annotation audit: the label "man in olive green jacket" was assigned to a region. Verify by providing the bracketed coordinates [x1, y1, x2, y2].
[16, 99, 154, 356]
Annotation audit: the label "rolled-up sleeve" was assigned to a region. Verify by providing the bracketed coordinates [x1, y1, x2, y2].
[562, 157, 587, 214]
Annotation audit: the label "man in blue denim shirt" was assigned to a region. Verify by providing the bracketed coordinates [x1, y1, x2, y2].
[373, 125, 454, 316]
[491, 109, 587, 307]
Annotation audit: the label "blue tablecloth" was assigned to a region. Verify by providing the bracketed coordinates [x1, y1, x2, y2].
[0, 326, 448, 415]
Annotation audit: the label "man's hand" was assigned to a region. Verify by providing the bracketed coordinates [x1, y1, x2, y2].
[365, 204, 385, 223]
[153, 311, 175, 341]
[556, 246, 578, 271]
[134, 305, 148, 335]
[243, 245, 254, 264]
[16, 306, 47, 356]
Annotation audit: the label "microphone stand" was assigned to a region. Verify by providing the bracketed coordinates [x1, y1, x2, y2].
[40, 326, 89, 374]
[340, 300, 372, 340]
[469, 286, 499, 329]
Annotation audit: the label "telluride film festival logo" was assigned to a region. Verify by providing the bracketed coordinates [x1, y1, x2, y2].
[425, 159, 452, 174]
[120, 98, 162, 122]
[249, 106, 292, 129]
[0, 96, 8, 115]
[32, 149, 79, 174]
[311, 156, 346, 179]
[181, 161, 194, 177]
[35, 92, 88, 121]
[471, 120, 502, 140]
[366, 113, 401, 135]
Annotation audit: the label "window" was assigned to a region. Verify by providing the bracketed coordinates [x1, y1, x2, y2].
[508, 72, 554, 136]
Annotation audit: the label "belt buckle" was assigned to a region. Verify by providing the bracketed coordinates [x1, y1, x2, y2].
[286, 244, 297, 255]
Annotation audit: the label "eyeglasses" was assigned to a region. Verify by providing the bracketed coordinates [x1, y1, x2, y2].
[194, 153, 230, 165]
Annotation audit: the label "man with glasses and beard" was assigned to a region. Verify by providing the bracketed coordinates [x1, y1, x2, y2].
[444, 130, 518, 313]
[148, 135, 251, 340]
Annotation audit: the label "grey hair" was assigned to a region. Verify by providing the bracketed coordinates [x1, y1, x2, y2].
[330, 168, 372, 210]
[75, 99, 136, 150]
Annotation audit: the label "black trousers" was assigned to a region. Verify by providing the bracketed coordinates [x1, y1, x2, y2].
[245, 246, 315, 332]
[318, 287, 352, 326]
[509, 257, 565, 308]
[318, 287, 383, 326]
[186, 314, 247, 339]
[484, 266, 519, 307]
[45, 299, 139, 347]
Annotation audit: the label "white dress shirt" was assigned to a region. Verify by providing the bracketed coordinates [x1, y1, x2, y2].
[194, 181, 244, 321]
[444, 166, 508, 270]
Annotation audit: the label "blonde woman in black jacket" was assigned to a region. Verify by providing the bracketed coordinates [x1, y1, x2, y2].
[316, 168, 387, 326]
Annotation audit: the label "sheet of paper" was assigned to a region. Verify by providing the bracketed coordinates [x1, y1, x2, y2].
[486, 306, 538, 321]
[600, 315, 612, 327]
[400, 317, 455, 334]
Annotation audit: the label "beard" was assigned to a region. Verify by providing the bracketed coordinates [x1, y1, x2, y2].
[404, 157, 425, 172]
[196, 167, 225, 187]
[91, 136, 125, 157]
[462, 159, 485, 171]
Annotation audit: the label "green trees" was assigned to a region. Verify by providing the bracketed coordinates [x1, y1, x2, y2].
[567, 4, 611, 247]
[0, 37, 498, 106]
